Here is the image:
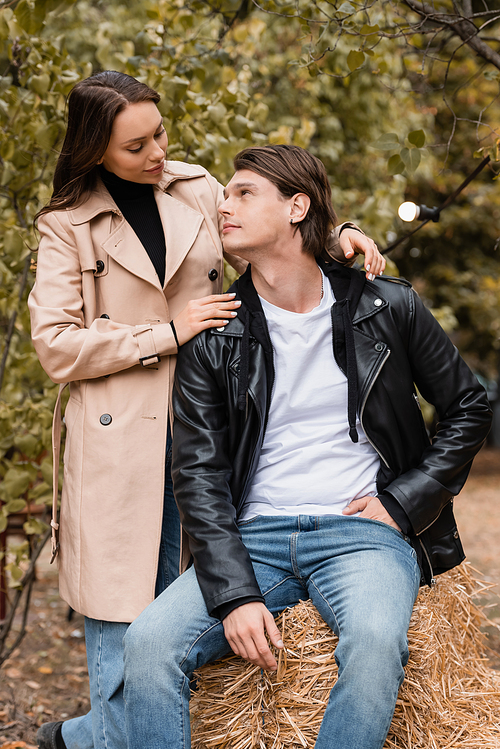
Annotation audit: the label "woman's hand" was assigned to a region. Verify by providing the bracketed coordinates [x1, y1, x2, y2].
[173, 293, 241, 346]
[339, 229, 385, 280]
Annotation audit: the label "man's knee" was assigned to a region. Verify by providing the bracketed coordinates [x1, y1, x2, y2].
[123, 614, 158, 672]
[339, 615, 409, 675]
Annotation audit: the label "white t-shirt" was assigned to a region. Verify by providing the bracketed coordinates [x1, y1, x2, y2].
[241, 271, 379, 520]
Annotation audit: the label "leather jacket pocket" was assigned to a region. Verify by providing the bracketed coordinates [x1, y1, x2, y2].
[423, 502, 465, 576]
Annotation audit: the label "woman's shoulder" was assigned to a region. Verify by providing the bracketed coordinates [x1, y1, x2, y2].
[163, 160, 210, 178]
[39, 181, 117, 230]
[161, 161, 219, 191]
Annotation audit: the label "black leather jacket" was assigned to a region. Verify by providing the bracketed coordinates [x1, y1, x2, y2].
[172, 260, 492, 619]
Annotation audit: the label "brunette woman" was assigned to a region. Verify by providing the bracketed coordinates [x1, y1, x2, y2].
[28, 71, 383, 749]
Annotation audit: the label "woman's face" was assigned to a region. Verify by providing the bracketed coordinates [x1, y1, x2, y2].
[99, 100, 168, 183]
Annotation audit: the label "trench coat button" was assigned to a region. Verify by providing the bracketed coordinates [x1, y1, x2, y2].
[100, 314, 110, 319]
[95, 260, 105, 273]
[216, 326, 225, 332]
[374, 342, 384, 352]
[208, 268, 218, 281]
[374, 298, 383, 307]
[99, 413, 112, 426]
[453, 530, 459, 539]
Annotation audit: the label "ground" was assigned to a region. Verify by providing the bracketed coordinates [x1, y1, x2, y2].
[0, 447, 499, 747]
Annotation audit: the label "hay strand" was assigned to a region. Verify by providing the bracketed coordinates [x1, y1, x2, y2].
[191, 564, 500, 748]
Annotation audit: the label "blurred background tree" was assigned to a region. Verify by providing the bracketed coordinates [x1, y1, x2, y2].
[1, 0, 499, 658]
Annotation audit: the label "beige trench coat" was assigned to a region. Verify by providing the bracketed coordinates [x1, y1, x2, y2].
[28, 161, 246, 622]
[29, 159, 354, 623]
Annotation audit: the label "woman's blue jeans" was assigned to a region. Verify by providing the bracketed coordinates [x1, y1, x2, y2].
[61, 429, 180, 749]
[123, 515, 421, 749]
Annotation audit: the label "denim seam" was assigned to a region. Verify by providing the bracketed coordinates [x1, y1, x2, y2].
[179, 620, 222, 670]
[309, 577, 341, 636]
[181, 674, 190, 749]
[290, 533, 302, 580]
[96, 620, 109, 749]
[260, 575, 299, 598]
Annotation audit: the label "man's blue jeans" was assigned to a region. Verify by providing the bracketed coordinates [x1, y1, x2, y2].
[61, 431, 180, 749]
[123, 515, 421, 749]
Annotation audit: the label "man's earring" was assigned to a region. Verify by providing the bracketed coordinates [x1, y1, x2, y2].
[290, 219, 294, 224]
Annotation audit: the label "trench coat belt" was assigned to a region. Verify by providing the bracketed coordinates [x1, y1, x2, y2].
[50, 382, 68, 563]
[133, 325, 161, 367]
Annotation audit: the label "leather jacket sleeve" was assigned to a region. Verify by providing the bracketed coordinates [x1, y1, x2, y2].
[372, 285, 492, 536]
[171, 335, 265, 618]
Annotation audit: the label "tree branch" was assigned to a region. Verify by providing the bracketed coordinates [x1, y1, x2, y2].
[0, 526, 51, 666]
[404, 0, 500, 70]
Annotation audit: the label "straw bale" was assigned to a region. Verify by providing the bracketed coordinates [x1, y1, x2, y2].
[191, 563, 500, 748]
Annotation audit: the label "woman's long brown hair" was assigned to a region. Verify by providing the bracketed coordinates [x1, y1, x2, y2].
[36, 71, 160, 220]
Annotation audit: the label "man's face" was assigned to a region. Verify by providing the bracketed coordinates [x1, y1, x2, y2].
[218, 169, 292, 259]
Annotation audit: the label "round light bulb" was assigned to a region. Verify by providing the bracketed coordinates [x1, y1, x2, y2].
[398, 201, 419, 222]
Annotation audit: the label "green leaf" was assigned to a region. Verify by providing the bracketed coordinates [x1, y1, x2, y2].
[4, 499, 27, 513]
[40, 458, 53, 487]
[7, 563, 23, 583]
[229, 114, 250, 138]
[0, 516, 7, 534]
[387, 154, 405, 175]
[400, 147, 421, 171]
[180, 124, 196, 147]
[360, 24, 380, 34]
[347, 50, 365, 72]
[15, 0, 37, 34]
[15, 433, 39, 458]
[373, 133, 400, 150]
[408, 129, 426, 148]
[161, 76, 189, 105]
[35, 123, 62, 150]
[24, 517, 48, 535]
[29, 73, 51, 95]
[207, 103, 227, 125]
[338, 1, 355, 12]
[2, 468, 31, 498]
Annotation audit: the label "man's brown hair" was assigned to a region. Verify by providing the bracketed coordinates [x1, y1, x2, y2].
[233, 144, 337, 257]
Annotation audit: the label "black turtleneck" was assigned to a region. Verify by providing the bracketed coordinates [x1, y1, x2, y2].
[99, 166, 166, 287]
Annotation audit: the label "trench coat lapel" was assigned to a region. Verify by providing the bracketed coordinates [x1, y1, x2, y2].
[70, 172, 205, 291]
[155, 188, 203, 287]
[101, 221, 163, 291]
[69, 182, 162, 291]
[98, 186, 204, 290]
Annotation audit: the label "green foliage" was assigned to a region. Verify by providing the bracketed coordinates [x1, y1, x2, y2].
[227, 1, 500, 374]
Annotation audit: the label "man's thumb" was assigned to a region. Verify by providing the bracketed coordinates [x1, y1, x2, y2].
[265, 613, 284, 649]
[342, 499, 359, 515]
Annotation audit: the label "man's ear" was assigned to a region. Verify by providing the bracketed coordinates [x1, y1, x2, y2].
[289, 193, 310, 224]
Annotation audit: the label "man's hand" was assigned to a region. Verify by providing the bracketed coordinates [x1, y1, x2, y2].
[338, 229, 385, 280]
[342, 495, 402, 533]
[222, 602, 284, 671]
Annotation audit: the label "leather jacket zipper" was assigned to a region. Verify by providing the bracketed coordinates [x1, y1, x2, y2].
[415, 501, 446, 536]
[419, 538, 436, 586]
[359, 349, 391, 469]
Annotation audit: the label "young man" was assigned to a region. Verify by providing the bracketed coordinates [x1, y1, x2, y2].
[123, 145, 492, 749]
